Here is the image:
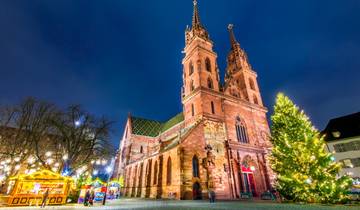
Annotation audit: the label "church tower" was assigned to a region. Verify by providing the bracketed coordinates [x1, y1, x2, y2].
[182, 0, 221, 125]
[224, 24, 263, 106]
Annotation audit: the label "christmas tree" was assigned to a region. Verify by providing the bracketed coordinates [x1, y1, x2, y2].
[270, 93, 352, 203]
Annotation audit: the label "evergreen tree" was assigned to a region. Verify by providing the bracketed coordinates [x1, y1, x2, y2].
[270, 93, 352, 203]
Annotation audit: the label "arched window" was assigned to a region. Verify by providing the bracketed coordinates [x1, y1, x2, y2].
[140, 146, 143, 153]
[236, 116, 249, 144]
[190, 80, 195, 92]
[192, 155, 200, 178]
[207, 77, 214, 89]
[153, 161, 158, 185]
[249, 78, 256, 90]
[191, 104, 195, 116]
[253, 95, 258, 105]
[189, 62, 194, 75]
[166, 157, 172, 185]
[211, 101, 215, 114]
[205, 58, 211, 72]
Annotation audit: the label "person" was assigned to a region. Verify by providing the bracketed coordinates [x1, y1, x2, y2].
[40, 188, 49, 208]
[208, 189, 215, 203]
[84, 190, 90, 206]
[89, 190, 95, 206]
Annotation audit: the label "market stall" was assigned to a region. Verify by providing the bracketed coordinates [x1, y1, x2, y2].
[78, 178, 106, 204]
[7, 170, 73, 206]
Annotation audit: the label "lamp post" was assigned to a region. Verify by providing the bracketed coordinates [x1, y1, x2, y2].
[102, 166, 113, 205]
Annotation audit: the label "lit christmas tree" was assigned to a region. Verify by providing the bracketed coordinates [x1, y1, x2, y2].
[270, 93, 352, 203]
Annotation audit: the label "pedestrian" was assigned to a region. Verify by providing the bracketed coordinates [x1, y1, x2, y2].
[84, 190, 90, 206]
[89, 190, 95, 206]
[208, 189, 215, 203]
[40, 188, 49, 208]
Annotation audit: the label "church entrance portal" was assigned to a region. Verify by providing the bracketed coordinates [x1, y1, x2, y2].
[192, 182, 202, 200]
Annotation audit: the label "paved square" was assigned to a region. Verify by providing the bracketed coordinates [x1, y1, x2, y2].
[0, 199, 358, 210]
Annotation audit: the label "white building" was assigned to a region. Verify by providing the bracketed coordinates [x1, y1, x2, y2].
[323, 112, 360, 190]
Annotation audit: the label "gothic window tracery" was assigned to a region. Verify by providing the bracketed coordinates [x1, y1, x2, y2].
[189, 62, 194, 75]
[166, 157, 172, 185]
[249, 78, 256, 90]
[191, 104, 195, 116]
[153, 161, 158, 185]
[190, 80, 195, 92]
[211, 101, 215, 114]
[192, 155, 200, 178]
[205, 57, 211, 72]
[253, 95, 258, 105]
[207, 77, 214, 89]
[236, 116, 249, 144]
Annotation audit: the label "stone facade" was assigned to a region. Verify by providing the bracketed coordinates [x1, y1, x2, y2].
[116, 1, 273, 200]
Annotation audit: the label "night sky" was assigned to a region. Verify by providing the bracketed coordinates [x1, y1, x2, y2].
[0, 0, 359, 147]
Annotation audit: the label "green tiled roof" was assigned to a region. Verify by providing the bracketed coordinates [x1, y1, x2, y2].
[131, 113, 184, 137]
[161, 113, 184, 132]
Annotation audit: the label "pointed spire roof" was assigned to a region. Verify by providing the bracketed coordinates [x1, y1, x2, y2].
[228, 24, 240, 49]
[192, 0, 201, 29]
[186, 0, 210, 42]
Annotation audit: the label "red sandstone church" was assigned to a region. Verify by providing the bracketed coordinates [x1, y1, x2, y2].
[117, 1, 273, 200]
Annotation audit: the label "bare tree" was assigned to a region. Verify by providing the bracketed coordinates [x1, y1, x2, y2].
[46, 105, 114, 175]
[0, 98, 114, 192]
[0, 98, 57, 192]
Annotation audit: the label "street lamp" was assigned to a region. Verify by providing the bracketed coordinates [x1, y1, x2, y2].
[103, 165, 113, 205]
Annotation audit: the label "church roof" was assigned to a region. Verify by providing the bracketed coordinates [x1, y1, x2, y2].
[130, 113, 184, 137]
[322, 112, 360, 141]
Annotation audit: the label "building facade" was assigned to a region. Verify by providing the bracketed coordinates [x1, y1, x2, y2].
[116, 1, 273, 200]
[323, 112, 360, 190]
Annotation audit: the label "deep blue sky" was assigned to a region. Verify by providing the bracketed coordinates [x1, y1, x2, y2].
[1, 0, 359, 147]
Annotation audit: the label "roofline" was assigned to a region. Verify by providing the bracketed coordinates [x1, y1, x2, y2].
[324, 135, 360, 143]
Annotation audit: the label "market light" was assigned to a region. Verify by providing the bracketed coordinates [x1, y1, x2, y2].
[330, 156, 335, 161]
[27, 157, 35, 164]
[62, 154, 68, 161]
[91, 160, 95, 164]
[75, 120, 81, 127]
[250, 166, 256, 171]
[5, 159, 11, 164]
[14, 165, 21, 170]
[93, 170, 98, 175]
[46, 158, 54, 165]
[54, 162, 60, 167]
[96, 160, 101, 165]
[106, 166, 112, 174]
[14, 157, 21, 162]
[305, 178, 312, 184]
[45, 151, 52, 157]
[101, 160, 107, 166]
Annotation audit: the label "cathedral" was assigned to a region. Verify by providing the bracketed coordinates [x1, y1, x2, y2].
[117, 1, 273, 200]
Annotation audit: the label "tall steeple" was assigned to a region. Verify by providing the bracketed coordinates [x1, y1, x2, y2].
[224, 24, 263, 106]
[228, 24, 240, 49]
[185, 0, 210, 45]
[182, 0, 221, 125]
[192, 0, 201, 28]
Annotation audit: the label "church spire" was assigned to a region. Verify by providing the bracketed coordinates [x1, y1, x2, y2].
[228, 24, 240, 49]
[185, 0, 210, 44]
[192, 0, 201, 29]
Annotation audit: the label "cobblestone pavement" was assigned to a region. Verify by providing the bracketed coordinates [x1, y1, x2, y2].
[0, 199, 358, 210]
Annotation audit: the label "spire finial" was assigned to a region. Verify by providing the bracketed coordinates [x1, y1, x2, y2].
[228, 24, 239, 48]
[192, 0, 201, 28]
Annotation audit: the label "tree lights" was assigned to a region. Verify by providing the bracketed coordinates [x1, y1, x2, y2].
[269, 93, 352, 203]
